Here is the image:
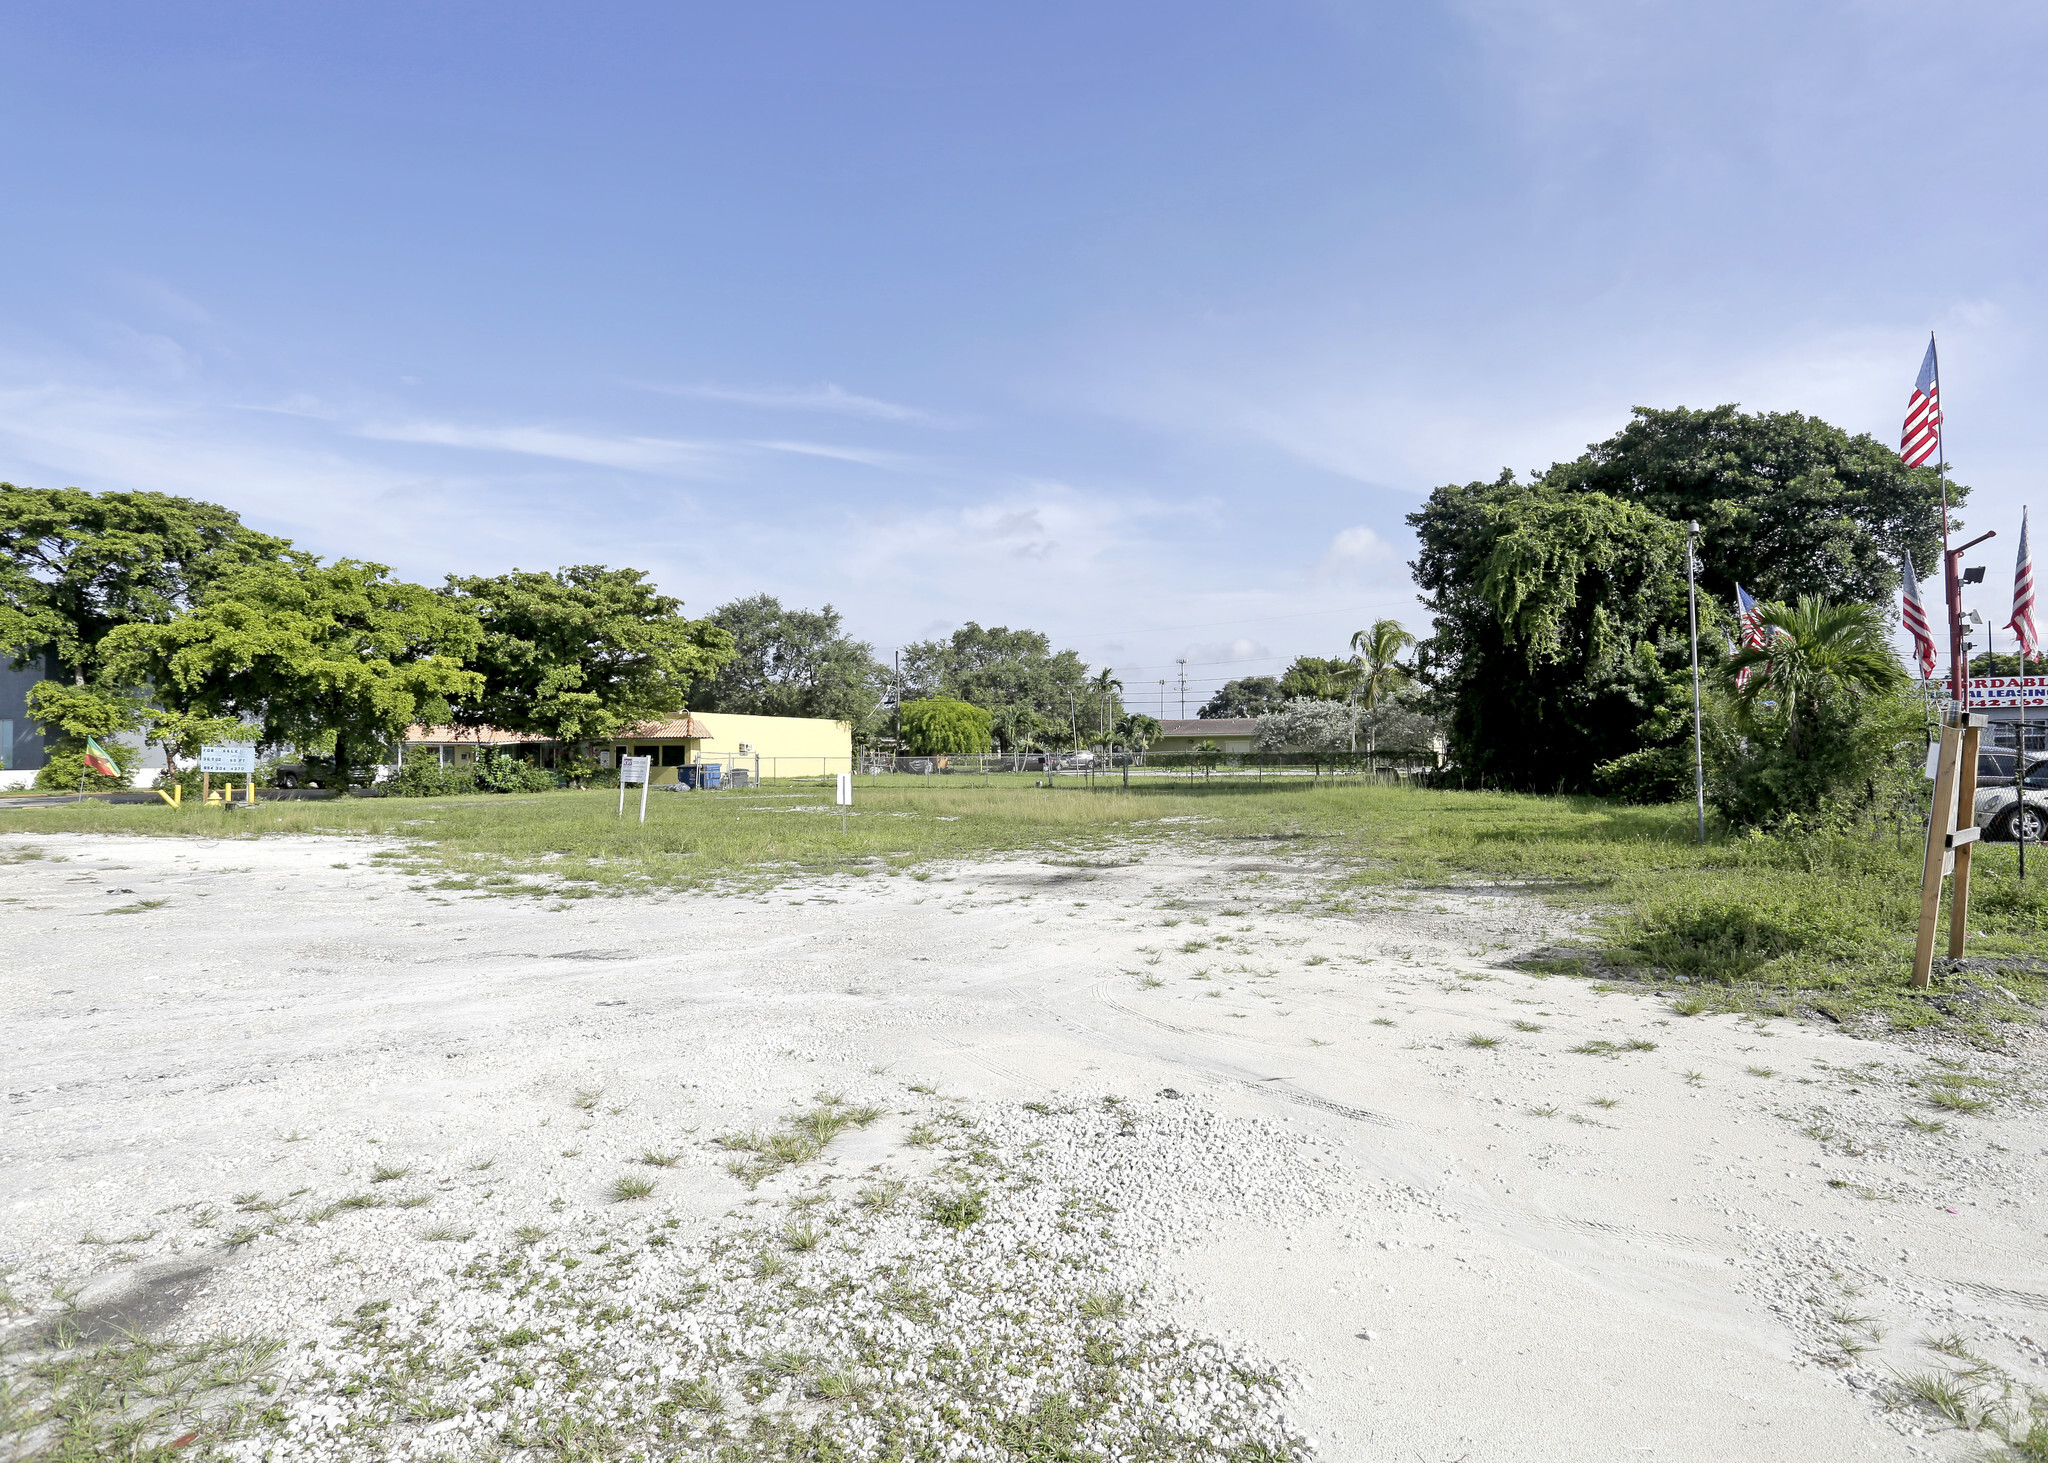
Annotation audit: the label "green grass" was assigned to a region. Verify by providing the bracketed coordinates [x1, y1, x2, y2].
[9, 778, 2044, 1038]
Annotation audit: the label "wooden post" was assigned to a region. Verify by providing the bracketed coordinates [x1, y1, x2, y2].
[1949, 720, 1982, 957]
[1913, 712, 1987, 988]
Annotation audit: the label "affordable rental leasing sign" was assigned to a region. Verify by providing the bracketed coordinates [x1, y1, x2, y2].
[1967, 677, 2048, 707]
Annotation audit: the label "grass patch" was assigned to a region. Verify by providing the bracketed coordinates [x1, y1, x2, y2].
[715, 1099, 885, 1188]
[608, 1176, 656, 1203]
[13, 777, 2044, 1039]
[924, 1189, 988, 1232]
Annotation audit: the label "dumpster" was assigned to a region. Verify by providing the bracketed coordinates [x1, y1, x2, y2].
[701, 763, 722, 789]
[678, 765, 699, 789]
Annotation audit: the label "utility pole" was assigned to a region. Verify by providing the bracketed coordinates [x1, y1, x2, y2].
[1159, 679, 1166, 718]
[1067, 688, 1078, 753]
[1176, 659, 1187, 719]
[1947, 533, 1996, 709]
[893, 649, 902, 766]
[1687, 521, 1705, 844]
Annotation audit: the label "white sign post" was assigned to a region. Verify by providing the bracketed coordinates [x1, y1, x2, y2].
[620, 755, 652, 823]
[198, 744, 257, 805]
[835, 770, 852, 833]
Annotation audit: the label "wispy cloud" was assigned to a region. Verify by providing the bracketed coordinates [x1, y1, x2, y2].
[644, 380, 936, 423]
[358, 419, 724, 474]
[750, 439, 916, 469]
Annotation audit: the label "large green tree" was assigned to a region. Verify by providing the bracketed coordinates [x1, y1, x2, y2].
[1198, 676, 1285, 718]
[1411, 406, 1953, 791]
[900, 623, 1095, 752]
[439, 566, 732, 743]
[104, 559, 484, 788]
[0, 485, 291, 677]
[691, 593, 884, 728]
[1539, 405, 1956, 603]
[1411, 476, 1708, 789]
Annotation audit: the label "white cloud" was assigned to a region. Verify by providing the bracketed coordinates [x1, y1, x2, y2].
[1311, 524, 1401, 580]
[644, 380, 936, 423]
[749, 439, 916, 470]
[358, 419, 724, 474]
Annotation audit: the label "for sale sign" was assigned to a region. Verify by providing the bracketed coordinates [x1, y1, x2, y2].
[198, 744, 257, 774]
[621, 756, 652, 784]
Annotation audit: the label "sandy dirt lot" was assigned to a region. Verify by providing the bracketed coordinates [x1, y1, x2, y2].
[4, 831, 2045, 1461]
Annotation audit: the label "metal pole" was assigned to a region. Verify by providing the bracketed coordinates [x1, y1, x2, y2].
[639, 772, 649, 824]
[2021, 636, 2030, 878]
[1688, 521, 1705, 843]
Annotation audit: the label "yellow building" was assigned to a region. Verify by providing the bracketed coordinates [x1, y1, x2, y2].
[606, 712, 853, 785]
[1148, 718, 1259, 755]
[404, 714, 854, 787]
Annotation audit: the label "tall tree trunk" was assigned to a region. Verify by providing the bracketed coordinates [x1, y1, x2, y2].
[332, 730, 350, 793]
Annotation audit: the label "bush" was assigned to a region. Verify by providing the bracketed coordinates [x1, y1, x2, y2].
[35, 739, 140, 792]
[1705, 684, 1925, 829]
[472, 752, 557, 793]
[1623, 890, 1871, 982]
[1590, 745, 1693, 804]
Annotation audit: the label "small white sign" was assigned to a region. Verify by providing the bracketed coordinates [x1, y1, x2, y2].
[199, 744, 256, 774]
[835, 771, 852, 806]
[621, 756, 653, 784]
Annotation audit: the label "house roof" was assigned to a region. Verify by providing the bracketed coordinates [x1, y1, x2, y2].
[406, 716, 714, 744]
[406, 725, 549, 745]
[1156, 718, 1259, 738]
[619, 717, 713, 740]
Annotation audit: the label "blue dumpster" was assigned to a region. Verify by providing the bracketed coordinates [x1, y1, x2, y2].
[679, 765, 700, 789]
[702, 763, 722, 789]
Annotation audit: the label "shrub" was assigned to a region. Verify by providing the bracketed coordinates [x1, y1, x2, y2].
[472, 752, 557, 793]
[1622, 891, 1871, 982]
[1705, 684, 1925, 829]
[1591, 745, 1693, 804]
[34, 738, 140, 792]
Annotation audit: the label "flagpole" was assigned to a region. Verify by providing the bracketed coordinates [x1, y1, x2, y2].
[1687, 521, 1705, 843]
[1932, 332, 1964, 712]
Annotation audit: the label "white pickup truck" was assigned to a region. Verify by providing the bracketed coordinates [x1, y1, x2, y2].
[1970, 749, 2048, 842]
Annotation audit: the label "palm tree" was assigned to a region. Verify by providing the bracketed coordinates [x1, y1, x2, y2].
[1344, 619, 1416, 763]
[1348, 619, 1416, 709]
[1724, 597, 1906, 756]
[1091, 669, 1123, 748]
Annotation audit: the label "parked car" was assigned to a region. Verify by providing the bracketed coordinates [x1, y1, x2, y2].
[1973, 755, 2048, 842]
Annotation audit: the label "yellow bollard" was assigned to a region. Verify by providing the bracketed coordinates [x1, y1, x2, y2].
[156, 783, 183, 807]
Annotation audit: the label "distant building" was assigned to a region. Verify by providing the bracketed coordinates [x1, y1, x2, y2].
[1148, 718, 1259, 755]
[403, 712, 854, 785]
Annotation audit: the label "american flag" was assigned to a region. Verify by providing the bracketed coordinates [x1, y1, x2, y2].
[2009, 508, 2039, 658]
[1900, 549, 1937, 678]
[1735, 583, 1768, 689]
[1900, 336, 1942, 468]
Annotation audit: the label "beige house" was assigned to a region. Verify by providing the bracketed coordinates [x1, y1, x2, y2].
[1148, 718, 1259, 755]
[405, 713, 854, 786]
[606, 712, 853, 785]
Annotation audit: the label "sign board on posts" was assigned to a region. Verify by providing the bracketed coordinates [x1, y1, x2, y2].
[198, 744, 256, 774]
[620, 756, 652, 784]
[834, 772, 852, 806]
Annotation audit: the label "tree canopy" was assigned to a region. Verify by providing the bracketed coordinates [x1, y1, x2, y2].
[439, 566, 732, 743]
[1198, 676, 1286, 719]
[1411, 475, 1707, 789]
[899, 697, 993, 755]
[1539, 405, 1956, 603]
[1407, 404, 1937, 791]
[0, 484, 292, 675]
[104, 559, 484, 786]
[692, 593, 883, 727]
[900, 623, 1104, 751]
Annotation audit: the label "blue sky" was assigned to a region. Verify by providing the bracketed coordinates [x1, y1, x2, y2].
[3, 1, 2044, 706]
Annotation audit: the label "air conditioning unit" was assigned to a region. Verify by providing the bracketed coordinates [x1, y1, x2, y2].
[737, 742, 754, 754]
